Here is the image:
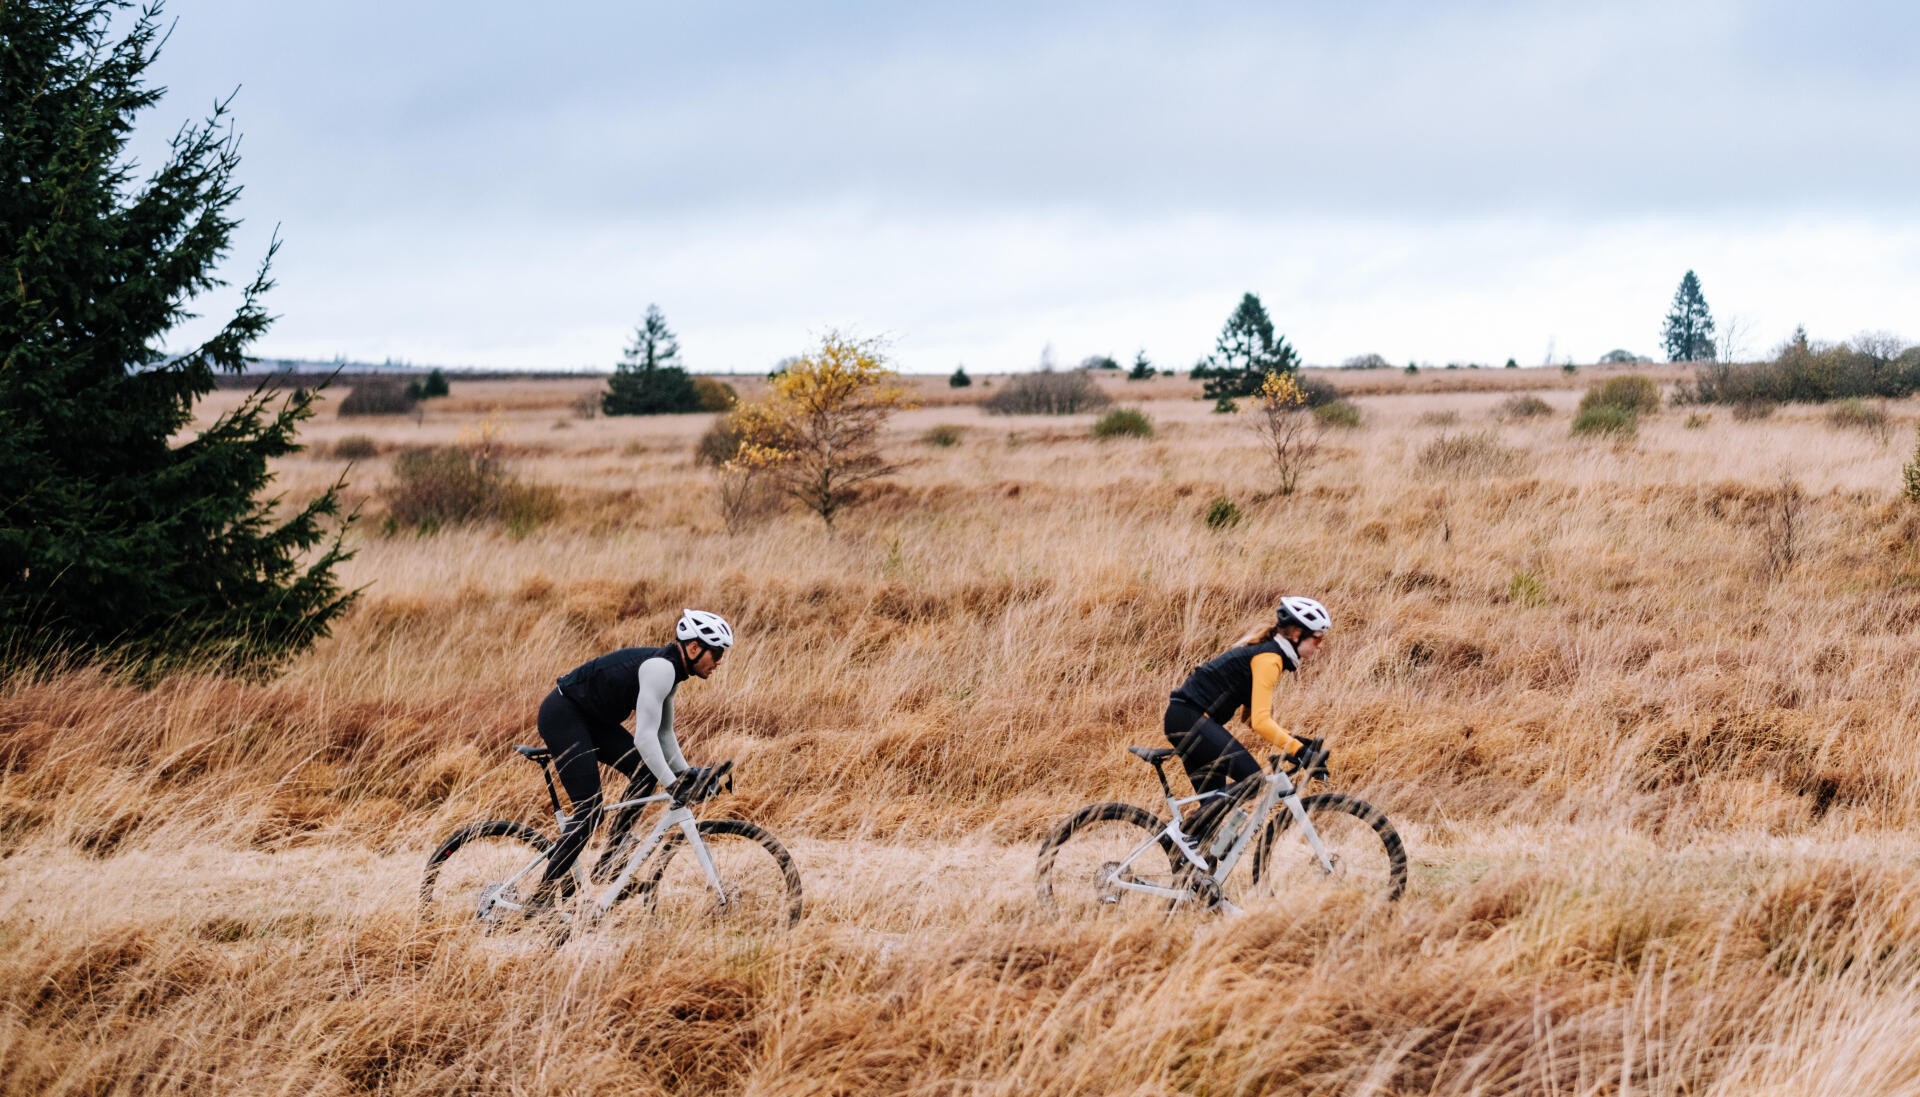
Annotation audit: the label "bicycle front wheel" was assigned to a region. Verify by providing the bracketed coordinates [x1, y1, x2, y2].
[630, 819, 803, 930]
[420, 820, 554, 926]
[1249, 793, 1407, 904]
[1035, 802, 1181, 915]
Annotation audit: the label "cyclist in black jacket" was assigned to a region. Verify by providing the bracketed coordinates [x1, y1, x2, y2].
[1166, 597, 1331, 839]
[528, 608, 733, 909]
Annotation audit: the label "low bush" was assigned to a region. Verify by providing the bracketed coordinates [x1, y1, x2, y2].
[1578, 375, 1661, 416]
[1685, 413, 1711, 429]
[330, 434, 378, 460]
[337, 379, 417, 417]
[1418, 431, 1526, 476]
[1677, 338, 1920, 406]
[382, 445, 560, 534]
[981, 370, 1112, 415]
[1298, 375, 1341, 407]
[695, 411, 745, 467]
[1826, 398, 1891, 441]
[922, 424, 965, 447]
[1496, 395, 1552, 420]
[1204, 496, 1243, 530]
[692, 377, 737, 412]
[1571, 404, 1639, 438]
[1733, 400, 1776, 421]
[1312, 400, 1362, 429]
[1416, 409, 1460, 427]
[1905, 426, 1920, 503]
[1090, 408, 1153, 439]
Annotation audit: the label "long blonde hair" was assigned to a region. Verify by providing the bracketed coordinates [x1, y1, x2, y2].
[1230, 621, 1279, 648]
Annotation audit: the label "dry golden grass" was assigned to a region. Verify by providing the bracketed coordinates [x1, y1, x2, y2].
[11, 377, 1920, 1094]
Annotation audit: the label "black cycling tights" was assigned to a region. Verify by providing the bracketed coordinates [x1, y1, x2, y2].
[535, 689, 652, 892]
[1163, 699, 1261, 796]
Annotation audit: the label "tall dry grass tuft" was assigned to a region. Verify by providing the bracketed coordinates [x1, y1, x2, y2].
[10, 384, 1920, 1092]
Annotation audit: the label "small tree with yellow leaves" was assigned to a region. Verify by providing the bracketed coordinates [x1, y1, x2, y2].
[1247, 371, 1321, 495]
[729, 333, 913, 529]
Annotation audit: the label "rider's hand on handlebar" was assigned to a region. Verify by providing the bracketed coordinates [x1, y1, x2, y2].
[666, 772, 694, 807]
[1287, 737, 1330, 778]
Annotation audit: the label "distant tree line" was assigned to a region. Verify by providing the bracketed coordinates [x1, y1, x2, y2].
[1677, 328, 1920, 406]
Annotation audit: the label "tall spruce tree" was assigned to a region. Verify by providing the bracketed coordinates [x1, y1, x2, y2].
[1201, 292, 1300, 401]
[1661, 270, 1717, 362]
[0, 0, 354, 674]
[603, 304, 699, 415]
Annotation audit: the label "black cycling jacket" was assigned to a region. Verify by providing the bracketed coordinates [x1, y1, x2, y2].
[555, 643, 688, 725]
[1171, 637, 1299, 725]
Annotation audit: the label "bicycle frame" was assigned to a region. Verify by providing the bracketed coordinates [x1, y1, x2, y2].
[1102, 765, 1338, 911]
[481, 791, 727, 921]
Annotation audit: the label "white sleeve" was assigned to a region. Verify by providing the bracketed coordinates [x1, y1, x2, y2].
[659, 692, 690, 773]
[632, 658, 684, 784]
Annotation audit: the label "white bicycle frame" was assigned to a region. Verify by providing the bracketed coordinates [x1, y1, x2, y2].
[1103, 766, 1337, 913]
[481, 790, 727, 921]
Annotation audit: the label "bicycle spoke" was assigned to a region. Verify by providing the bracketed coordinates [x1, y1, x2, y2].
[1036, 803, 1180, 916]
[628, 820, 803, 934]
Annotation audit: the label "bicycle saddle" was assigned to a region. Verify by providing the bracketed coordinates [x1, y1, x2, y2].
[1127, 747, 1175, 765]
[513, 745, 552, 763]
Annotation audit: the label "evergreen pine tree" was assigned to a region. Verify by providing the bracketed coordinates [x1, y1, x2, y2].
[422, 367, 450, 398]
[0, 0, 354, 674]
[1662, 270, 1718, 362]
[1128, 350, 1154, 381]
[603, 304, 699, 415]
[948, 365, 971, 388]
[1201, 293, 1300, 401]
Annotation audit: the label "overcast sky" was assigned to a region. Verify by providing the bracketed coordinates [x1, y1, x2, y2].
[142, 0, 1918, 373]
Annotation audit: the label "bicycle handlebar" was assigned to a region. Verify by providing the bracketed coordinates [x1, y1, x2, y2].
[675, 760, 735, 805]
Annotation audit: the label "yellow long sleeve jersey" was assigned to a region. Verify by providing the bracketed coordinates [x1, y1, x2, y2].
[1170, 637, 1304, 754]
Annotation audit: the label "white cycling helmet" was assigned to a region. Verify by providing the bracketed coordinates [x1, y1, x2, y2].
[1277, 596, 1331, 637]
[676, 608, 734, 650]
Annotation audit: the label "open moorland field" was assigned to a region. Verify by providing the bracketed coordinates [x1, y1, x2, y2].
[9, 371, 1920, 1095]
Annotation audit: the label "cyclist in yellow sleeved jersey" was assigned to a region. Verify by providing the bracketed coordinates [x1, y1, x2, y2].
[1164, 597, 1331, 840]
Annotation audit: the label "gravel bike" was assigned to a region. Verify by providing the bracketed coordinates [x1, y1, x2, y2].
[422, 746, 803, 936]
[1036, 743, 1406, 914]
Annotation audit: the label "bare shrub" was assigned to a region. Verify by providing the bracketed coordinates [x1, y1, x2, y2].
[337, 379, 417, 417]
[1826, 399, 1891, 443]
[1495, 395, 1552, 421]
[695, 412, 745, 468]
[1763, 472, 1804, 579]
[330, 435, 378, 460]
[1418, 431, 1525, 477]
[571, 391, 601, 419]
[382, 442, 558, 534]
[712, 466, 780, 534]
[922, 424, 965, 447]
[981, 370, 1111, 415]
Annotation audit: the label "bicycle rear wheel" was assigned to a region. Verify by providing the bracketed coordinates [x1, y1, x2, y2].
[420, 820, 554, 927]
[1035, 802, 1182, 915]
[628, 819, 803, 931]
[1248, 793, 1407, 904]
